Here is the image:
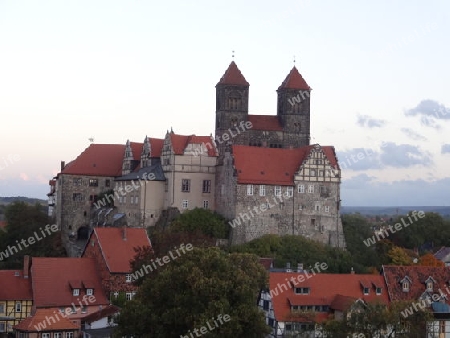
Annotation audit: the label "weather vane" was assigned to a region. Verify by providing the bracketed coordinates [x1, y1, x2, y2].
[232, 50, 235, 59]
[293, 55, 296, 64]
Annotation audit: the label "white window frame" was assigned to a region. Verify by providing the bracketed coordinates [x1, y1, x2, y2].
[203, 200, 209, 209]
[65, 333, 74, 338]
[86, 288, 93, 295]
[42, 333, 50, 338]
[130, 196, 134, 204]
[310, 169, 316, 176]
[247, 184, 254, 196]
[182, 200, 188, 209]
[308, 185, 314, 193]
[126, 274, 132, 283]
[54, 333, 62, 338]
[259, 185, 266, 196]
[275, 186, 281, 197]
[135, 196, 139, 204]
[73, 288, 80, 296]
[126, 292, 133, 301]
[15, 302, 21, 312]
[298, 184, 305, 193]
[287, 186, 293, 197]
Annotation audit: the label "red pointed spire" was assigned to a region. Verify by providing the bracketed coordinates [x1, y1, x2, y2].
[216, 61, 249, 86]
[278, 66, 310, 90]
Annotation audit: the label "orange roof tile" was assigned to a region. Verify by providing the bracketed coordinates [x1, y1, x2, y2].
[149, 138, 164, 157]
[269, 272, 389, 322]
[88, 228, 151, 273]
[14, 308, 79, 332]
[170, 134, 218, 157]
[61, 144, 125, 177]
[0, 270, 32, 300]
[247, 115, 283, 131]
[31, 257, 109, 308]
[382, 265, 450, 302]
[130, 142, 143, 161]
[278, 66, 311, 90]
[216, 61, 249, 86]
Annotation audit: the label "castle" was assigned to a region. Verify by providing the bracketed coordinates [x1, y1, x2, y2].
[49, 61, 345, 256]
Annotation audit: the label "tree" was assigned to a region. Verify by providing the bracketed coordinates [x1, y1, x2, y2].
[170, 208, 230, 239]
[116, 247, 271, 337]
[418, 253, 444, 267]
[388, 246, 412, 266]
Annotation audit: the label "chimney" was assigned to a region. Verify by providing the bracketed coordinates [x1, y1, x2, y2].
[297, 263, 304, 272]
[351, 267, 355, 275]
[286, 262, 291, 272]
[23, 255, 30, 279]
[122, 226, 127, 241]
[60, 161, 65, 171]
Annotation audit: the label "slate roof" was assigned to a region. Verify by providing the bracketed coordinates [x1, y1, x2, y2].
[114, 161, 166, 181]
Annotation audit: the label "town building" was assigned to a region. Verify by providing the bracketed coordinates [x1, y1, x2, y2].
[81, 227, 152, 300]
[0, 260, 33, 334]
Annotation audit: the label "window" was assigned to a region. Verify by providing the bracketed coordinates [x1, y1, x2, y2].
[311, 219, 316, 227]
[286, 186, 293, 197]
[295, 287, 310, 294]
[426, 281, 433, 291]
[105, 179, 110, 187]
[126, 274, 132, 283]
[247, 184, 254, 195]
[42, 334, 50, 338]
[402, 282, 410, 292]
[325, 206, 330, 213]
[165, 180, 169, 192]
[126, 292, 134, 301]
[181, 179, 190, 192]
[268, 318, 274, 327]
[15, 302, 21, 312]
[0, 323, 4, 332]
[135, 196, 139, 204]
[54, 334, 62, 338]
[119, 196, 123, 204]
[308, 185, 314, 193]
[315, 204, 320, 211]
[363, 287, 370, 295]
[0, 303, 4, 313]
[123, 196, 126, 204]
[203, 200, 209, 209]
[130, 196, 134, 204]
[319, 170, 324, 177]
[298, 184, 305, 193]
[263, 300, 269, 310]
[72, 193, 83, 202]
[182, 200, 189, 209]
[81, 306, 87, 314]
[65, 333, 74, 338]
[73, 289, 80, 296]
[376, 287, 382, 295]
[259, 185, 265, 196]
[310, 169, 316, 176]
[275, 186, 281, 197]
[202, 180, 211, 193]
[86, 288, 93, 295]
[89, 179, 98, 186]
[73, 178, 82, 186]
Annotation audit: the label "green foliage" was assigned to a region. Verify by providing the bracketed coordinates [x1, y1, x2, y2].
[230, 234, 362, 273]
[0, 202, 66, 268]
[116, 247, 271, 337]
[171, 207, 230, 239]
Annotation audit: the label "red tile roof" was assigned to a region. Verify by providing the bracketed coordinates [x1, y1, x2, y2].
[269, 272, 389, 322]
[82, 304, 120, 324]
[61, 144, 125, 177]
[0, 270, 32, 300]
[216, 61, 249, 86]
[278, 66, 311, 91]
[130, 142, 143, 161]
[31, 257, 109, 307]
[232, 145, 339, 185]
[149, 138, 164, 157]
[88, 228, 152, 273]
[382, 265, 450, 302]
[169, 134, 218, 157]
[14, 308, 79, 332]
[247, 115, 283, 131]
[259, 258, 274, 271]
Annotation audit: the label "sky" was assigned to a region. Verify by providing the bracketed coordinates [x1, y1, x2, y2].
[0, 0, 449, 206]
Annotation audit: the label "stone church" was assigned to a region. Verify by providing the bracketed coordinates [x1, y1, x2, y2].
[50, 61, 345, 256]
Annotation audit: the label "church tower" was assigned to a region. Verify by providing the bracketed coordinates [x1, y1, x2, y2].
[277, 66, 311, 147]
[215, 61, 249, 162]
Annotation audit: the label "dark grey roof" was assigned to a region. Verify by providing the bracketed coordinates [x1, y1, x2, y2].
[435, 247, 450, 260]
[115, 162, 166, 181]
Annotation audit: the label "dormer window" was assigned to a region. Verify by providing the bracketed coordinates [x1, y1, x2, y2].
[376, 287, 382, 295]
[126, 274, 132, 283]
[425, 277, 436, 292]
[73, 288, 80, 296]
[295, 287, 310, 295]
[400, 276, 412, 292]
[363, 287, 370, 295]
[86, 288, 93, 296]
